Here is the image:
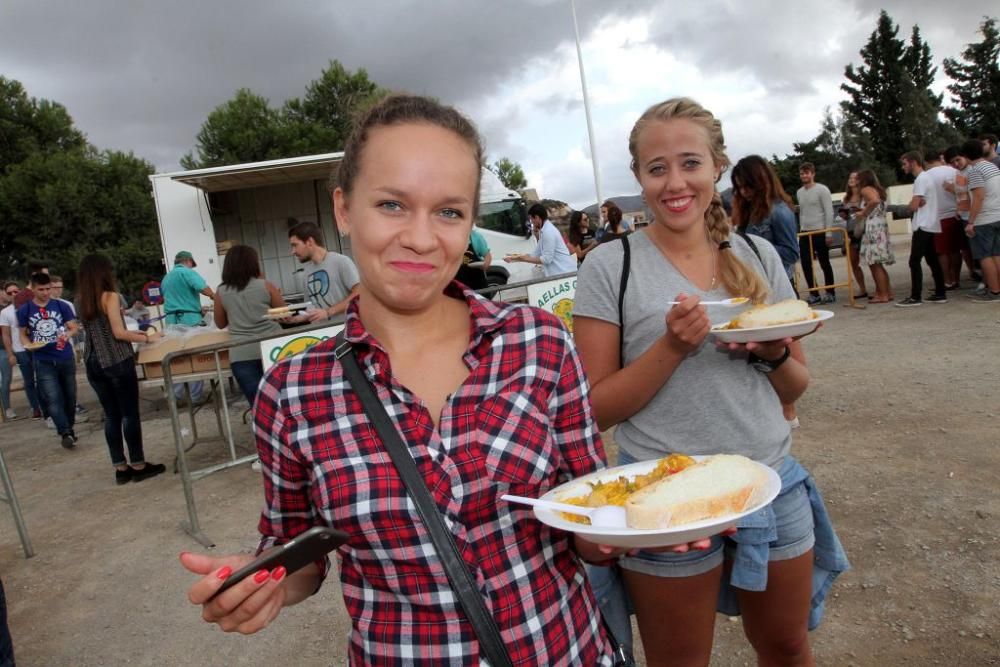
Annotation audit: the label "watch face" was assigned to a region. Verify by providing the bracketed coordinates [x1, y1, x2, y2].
[751, 360, 775, 373]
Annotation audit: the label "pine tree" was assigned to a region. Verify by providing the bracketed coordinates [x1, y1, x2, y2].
[943, 17, 1000, 135]
[841, 11, 909, 180]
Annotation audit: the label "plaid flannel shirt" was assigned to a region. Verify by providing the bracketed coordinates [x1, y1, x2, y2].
[254, 283, 614, 666]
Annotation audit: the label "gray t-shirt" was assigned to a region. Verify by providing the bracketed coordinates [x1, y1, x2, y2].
[574, 231, 796, 468]
[292, 251, 360, 309]
[218, 279, 283, 362]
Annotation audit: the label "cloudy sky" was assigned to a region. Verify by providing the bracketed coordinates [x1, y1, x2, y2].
[0, 1, 992, 207]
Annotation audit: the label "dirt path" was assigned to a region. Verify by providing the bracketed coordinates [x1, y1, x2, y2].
[1, 236, 998, 666]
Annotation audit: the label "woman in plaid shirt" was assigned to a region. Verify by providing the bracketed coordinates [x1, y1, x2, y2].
[181, 95, 632, 665]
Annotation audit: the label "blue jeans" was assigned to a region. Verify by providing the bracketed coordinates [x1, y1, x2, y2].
[173, 381, 204, 403]
[13, 352, 42, 414]
[34, 357, 76, 435]
[0, 576, 13, 667]
[0, 353, 10, 411]
[86, 357, 145, 466]
[230, 359, 264, 405]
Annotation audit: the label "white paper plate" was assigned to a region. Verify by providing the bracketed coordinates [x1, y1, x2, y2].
[710, 309, 834, 344]
[533, 457, 781, 548]
[262, 303, 314, 320]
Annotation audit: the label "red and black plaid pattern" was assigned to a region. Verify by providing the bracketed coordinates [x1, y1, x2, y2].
[254, 283, 614, 666]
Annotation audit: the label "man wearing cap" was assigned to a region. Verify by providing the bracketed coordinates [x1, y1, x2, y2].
[161, 251, 215, 404]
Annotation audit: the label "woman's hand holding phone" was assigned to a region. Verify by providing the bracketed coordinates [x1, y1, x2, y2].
[180, 551, 290, 634]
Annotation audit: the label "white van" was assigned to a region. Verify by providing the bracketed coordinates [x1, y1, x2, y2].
[150, 153, 540, 297]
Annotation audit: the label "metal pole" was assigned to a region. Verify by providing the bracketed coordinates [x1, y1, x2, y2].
[0, 446, 34, 558]
[570, 0, 603, 210]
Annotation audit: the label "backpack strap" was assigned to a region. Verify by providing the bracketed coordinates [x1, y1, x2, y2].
[617, 234, 631, 368]
[734, 231, 769, 280]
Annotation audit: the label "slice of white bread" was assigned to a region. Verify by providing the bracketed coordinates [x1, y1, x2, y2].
[624, 454, 766, 529]
[730, 299, 815, 329]
[267, 306, 292, 316]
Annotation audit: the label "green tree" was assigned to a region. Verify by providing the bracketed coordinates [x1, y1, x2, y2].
[282, 61, 387, 155]
[0, 76, 85, 174]
[182, 62, 388, 168]
[0, 148, 163, 291]
[180, 89, 285, 169]
[771, 108, 887, 198]
[943, 17, 1000, 135]
[488, 157, 527, 191]
[841, 12, 950, 180]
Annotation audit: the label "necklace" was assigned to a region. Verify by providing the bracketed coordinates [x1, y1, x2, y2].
[657, 233, 718, 292]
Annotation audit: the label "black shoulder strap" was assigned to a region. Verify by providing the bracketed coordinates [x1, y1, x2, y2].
[617, 234, 631, 368]
[334, 334, 514, 667]
[735, 231, 769, 279]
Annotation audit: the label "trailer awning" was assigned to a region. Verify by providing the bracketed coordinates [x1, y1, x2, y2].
[170, 154, 343, 193]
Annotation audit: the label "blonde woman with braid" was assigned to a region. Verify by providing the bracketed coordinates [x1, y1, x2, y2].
[574, 98, 848, 667]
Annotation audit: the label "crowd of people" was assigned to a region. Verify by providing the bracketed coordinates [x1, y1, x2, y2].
[2, 91, 997, 666]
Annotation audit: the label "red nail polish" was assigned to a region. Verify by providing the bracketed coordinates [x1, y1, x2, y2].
[271, 566, 286, 582]
[253, 569, 270, 584]
[216, 566, 232, 580]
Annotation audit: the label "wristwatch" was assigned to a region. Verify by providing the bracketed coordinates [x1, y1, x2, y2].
[747, 346, 790, 373]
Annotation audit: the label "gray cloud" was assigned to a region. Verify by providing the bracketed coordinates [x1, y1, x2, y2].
[0, 0, 992, 188]
[1, 0, 618, 169]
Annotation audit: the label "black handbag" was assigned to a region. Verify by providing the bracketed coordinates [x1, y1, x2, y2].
[335, 334, 634, 667]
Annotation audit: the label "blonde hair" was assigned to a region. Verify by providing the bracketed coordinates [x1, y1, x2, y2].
[628, 97, 769, 304]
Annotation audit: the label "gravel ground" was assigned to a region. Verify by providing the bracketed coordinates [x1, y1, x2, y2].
[1, 235, 998, 666]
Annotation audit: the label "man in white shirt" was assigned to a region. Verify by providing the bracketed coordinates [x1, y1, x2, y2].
[0, 283, 18, 419]
[925, 150, 967, 290]
[505, 203, 577, 277]
[896, 151, 946, 306]
[959, 139, 1000, 301]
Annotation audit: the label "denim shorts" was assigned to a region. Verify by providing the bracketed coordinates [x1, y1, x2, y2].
[969, 220, 1000, 260]
[617, 450, 815, 578]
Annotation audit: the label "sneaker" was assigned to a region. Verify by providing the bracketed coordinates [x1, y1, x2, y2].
[894, 297, 922, 307]
[251, 459, 262, 472]
[925, 294, 948, 304]
[820, 294, 836, 304]
[31, 409, 42, 420]
[944, 283, 959, 291]
[130, 462, 167, 483]
[45, 417, 56, 429]
[75, 404, 88, 414]
[970, 291, 1000, 303]
[115, 467, 133, 485]
[787, 417, 801, 429]
[60, 433, 76, 449]
[4, 409, 16, 420]
[806, 295, 822, 305]
[967, 285, 988, 299]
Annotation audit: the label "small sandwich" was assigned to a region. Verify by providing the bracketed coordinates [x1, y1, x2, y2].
[267, 306, 293, 318]
[725, 298, 816, 330]
[624, 454, 767, 529]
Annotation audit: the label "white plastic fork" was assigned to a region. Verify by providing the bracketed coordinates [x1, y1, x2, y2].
[501, 494, 627, 528]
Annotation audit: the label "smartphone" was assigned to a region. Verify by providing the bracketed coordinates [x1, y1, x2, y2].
[209, 526, 348, 600]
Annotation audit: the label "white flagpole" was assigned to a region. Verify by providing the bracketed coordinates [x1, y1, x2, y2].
[570, 0, 603, 211]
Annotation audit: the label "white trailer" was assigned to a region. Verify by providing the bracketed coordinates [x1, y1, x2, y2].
[149, 153, 539, 300]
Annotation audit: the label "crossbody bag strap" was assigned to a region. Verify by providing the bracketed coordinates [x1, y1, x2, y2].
[334, 334, 514, 667]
